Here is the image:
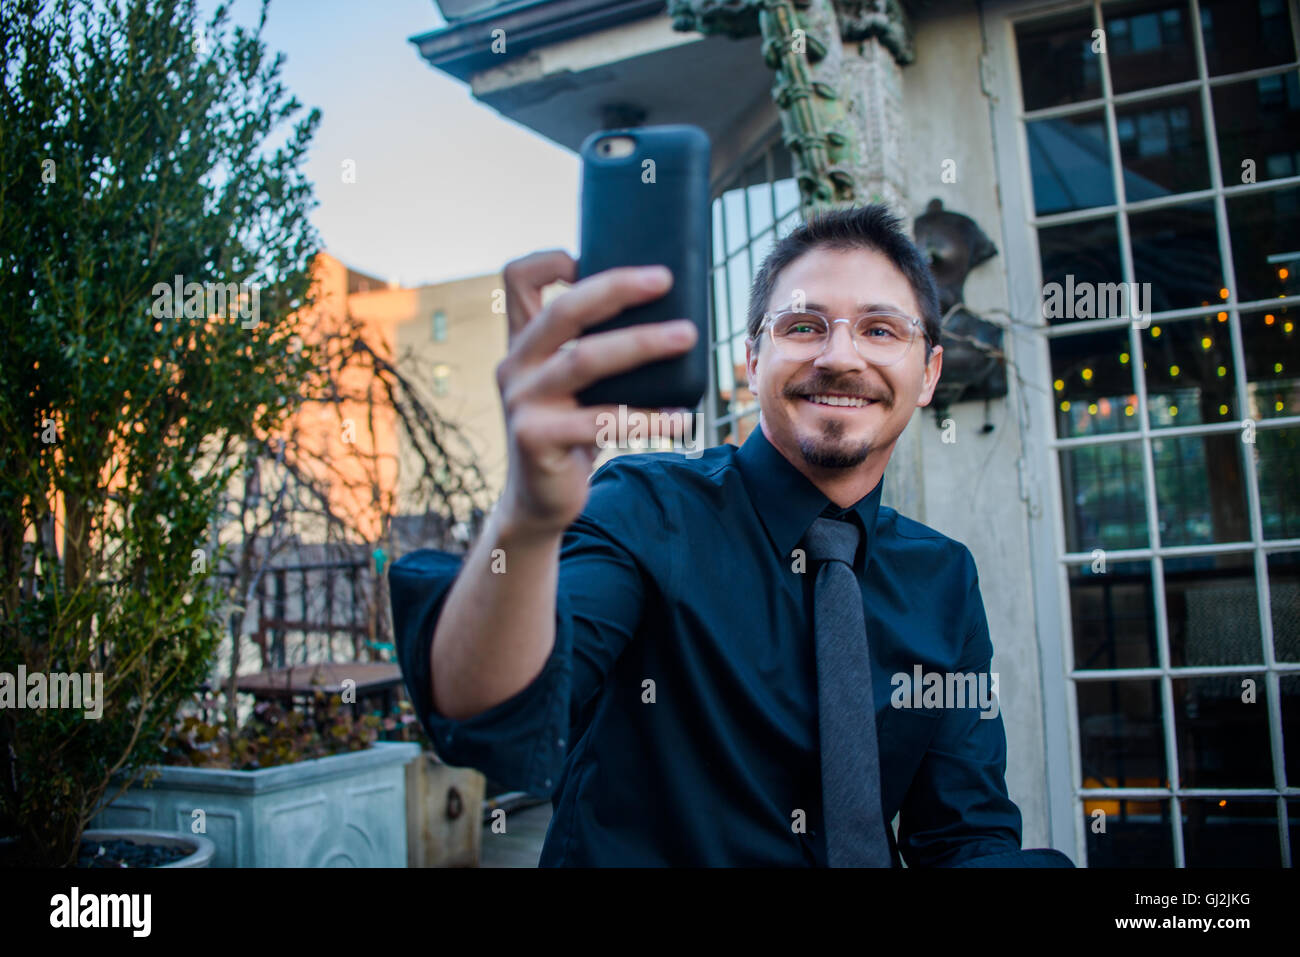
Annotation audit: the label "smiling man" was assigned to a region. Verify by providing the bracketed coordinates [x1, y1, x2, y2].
[391, 204, 1071, 868]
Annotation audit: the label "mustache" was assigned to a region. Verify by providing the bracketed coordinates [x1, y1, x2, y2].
[785, 377, 892, 404]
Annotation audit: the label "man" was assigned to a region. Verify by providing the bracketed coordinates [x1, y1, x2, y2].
[392, 204, 1071, 867]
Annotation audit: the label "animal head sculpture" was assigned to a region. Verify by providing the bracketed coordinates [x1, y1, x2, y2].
[913, 199, 1007, 421]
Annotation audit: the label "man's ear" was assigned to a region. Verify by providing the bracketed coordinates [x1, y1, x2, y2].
[745, 337, 759, 393]
[916, 344, 943, 408]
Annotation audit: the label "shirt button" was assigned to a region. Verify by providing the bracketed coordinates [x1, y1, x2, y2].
[557, 738, 566, 748]
[544, 778, 552, 788]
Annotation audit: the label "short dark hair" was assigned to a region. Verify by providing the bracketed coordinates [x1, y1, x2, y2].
[746, 204, 941, 363]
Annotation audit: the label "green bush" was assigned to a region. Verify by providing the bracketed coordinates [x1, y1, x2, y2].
[0, 0, 320, 866]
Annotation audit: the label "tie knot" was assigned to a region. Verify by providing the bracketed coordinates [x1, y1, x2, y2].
[801, 516, 860, 565]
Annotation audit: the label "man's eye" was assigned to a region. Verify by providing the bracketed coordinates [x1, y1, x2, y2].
[859, 319, 904, 339]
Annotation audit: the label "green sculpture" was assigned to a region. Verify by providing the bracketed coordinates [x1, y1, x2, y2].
[668, 0, 919, 217]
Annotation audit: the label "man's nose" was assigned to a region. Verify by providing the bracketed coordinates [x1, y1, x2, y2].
[814, 320, 867, 372]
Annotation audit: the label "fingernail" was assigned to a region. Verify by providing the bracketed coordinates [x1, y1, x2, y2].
[641, 266, 671, 286]
[668, 320, 696, 342]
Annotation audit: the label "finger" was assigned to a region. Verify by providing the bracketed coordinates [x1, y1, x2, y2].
[510, 264, 673, 364]
[503, 249, 577, 340]
[507, 318, 697, 403]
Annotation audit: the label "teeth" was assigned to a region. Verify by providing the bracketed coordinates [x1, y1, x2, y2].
[807, 394, 870, 407]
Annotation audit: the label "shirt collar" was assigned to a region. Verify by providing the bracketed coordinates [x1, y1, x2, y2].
[735, 420, 884, 570]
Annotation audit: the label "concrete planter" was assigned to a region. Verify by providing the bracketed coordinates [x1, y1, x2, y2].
[91, 742, 420, 867]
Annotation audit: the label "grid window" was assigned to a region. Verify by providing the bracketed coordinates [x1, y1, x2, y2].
[1015, 0, 1300, 867]
[706, 139, 800, 447]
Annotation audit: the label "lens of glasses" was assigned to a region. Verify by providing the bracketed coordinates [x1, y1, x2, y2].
[769, 311, 918, 364]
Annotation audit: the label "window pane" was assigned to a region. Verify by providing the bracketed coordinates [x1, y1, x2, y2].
[1151, 433, 1250, 546]
[1016, 8, 1102, 111]
[1268, 551, 1300, 662]
[774, 179, 799, 220]
[1077, 679, 1168, 787]
[713, 325, 736, 404]
[1201, 0, 1297, 76]
[1284, 674, 1300, 785]
[1182, 798, 1281, 866]
[768, 144, 797, 216]
[1060, 441, 1150, 552]
[1051, 328, 1140, 438]
[726, 248, 753, 339]
[1226, 186, 1299, 303]
[1213, 73, 1300, 187]
[1038, 216, 1124, 326]
[1070, 560, 1158, 670]
[712, 265, 732, 345]
[749, 228, 774, 301]
[1165, 552, 1261, 666]
[744, 158, 773, 239]
[1241, 306, 1300, 420]
[1173, 673, 1272, 788]
[1115, 93, 1209, 198]
[711, 197, 725, 264]
[1028, 112, 1115, 215]
[1129, 201, 1223, 312]
[1084, 798, 1175, 866]
[1255, 426, 1300, 540]
[722, 188, 748, 255]
[1141, 316, 1238, 428]
[1102, 0, 1197, 95]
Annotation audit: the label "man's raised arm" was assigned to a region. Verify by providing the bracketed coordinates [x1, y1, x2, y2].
[425, 250, 697, 721]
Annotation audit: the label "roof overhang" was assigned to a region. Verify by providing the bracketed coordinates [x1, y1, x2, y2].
[411, 1, 772, 159]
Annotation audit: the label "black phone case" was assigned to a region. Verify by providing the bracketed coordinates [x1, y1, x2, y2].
[575, 124, 711, 409]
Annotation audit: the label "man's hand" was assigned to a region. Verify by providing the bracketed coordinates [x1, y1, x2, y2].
[427, 249, 697, 721]
[494, 249, 698, 540]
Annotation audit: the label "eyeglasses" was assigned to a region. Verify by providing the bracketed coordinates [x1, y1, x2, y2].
[759, 306, 928, 366]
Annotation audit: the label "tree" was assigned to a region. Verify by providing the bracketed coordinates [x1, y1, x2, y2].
[0, 0, 321, 866]
[208, 290, 495, 736]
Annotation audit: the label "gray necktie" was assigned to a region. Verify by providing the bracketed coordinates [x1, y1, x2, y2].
[802, 516, 893, 867]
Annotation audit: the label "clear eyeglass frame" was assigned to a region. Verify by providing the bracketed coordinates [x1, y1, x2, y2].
[759, 306, 929, 366]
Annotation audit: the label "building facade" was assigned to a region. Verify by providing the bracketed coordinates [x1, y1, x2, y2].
[412, 0, 1299, 867]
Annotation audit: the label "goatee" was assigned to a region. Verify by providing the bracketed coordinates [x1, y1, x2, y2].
[797, 422, 874, 468]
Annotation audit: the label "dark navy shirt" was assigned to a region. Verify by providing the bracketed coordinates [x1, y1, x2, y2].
[391, 423, 1025, 866]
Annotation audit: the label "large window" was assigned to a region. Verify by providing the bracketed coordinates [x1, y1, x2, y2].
[1014, 0, 1299, 866]
[707, 138, 802, 445]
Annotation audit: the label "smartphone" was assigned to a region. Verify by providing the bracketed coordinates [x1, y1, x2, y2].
[574, 124, 711, 409]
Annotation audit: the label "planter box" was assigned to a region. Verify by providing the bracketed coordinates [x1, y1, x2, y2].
[91, 742, 420, 867]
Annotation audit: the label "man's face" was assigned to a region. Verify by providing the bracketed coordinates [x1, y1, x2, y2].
[745, 246, 943, 473]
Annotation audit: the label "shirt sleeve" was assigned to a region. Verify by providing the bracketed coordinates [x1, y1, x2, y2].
[389, 457, 654, 798]
[896, 546, 1025, 867]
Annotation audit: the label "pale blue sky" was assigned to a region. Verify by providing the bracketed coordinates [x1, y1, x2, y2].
[206, 0, 580, 287]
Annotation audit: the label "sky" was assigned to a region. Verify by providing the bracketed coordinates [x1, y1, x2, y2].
[201, 0, 580, 287]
